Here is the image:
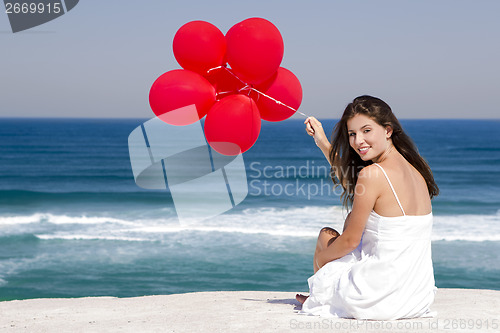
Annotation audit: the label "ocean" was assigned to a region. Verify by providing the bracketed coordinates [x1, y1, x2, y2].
[0, 118, 499, 301]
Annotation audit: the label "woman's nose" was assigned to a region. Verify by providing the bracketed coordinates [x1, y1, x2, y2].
[355, 134, 365, 146]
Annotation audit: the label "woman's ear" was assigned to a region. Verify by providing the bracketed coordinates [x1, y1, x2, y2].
[385, 125, 393, 139]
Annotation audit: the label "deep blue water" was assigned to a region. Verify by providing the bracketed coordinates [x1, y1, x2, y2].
[0, 118, 499, 301]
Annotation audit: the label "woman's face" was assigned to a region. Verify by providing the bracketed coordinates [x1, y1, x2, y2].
[347, 114, 392, 162]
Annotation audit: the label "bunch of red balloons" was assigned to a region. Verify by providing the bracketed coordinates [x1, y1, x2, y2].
[149, 17, 303, 156]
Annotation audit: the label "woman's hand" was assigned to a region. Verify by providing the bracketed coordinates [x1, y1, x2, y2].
[304, 117, 329, 150]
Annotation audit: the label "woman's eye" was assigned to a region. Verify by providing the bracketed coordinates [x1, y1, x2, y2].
[349, 133, 356, 137]
[364, 129, 370, 133]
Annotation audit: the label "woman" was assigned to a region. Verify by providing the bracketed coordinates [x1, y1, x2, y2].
[297, 95, 439, 320]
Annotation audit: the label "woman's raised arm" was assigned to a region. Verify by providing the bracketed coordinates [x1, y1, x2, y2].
[304, 117, 332, 165]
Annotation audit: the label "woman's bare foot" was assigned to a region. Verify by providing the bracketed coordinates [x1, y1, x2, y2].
[296, 294, 309, 304]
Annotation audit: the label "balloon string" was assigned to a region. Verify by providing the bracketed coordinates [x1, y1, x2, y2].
[206, 66, 309, 118]
[215, 90, 236, 97]
[240, 86, 308, 117]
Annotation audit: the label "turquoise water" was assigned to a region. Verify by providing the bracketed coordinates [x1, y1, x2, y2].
[0, 118, 499, 301]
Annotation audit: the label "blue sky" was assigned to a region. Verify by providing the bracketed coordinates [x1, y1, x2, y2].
[1, 0, 499, 119]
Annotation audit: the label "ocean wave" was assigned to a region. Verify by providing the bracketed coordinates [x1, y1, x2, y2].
[0, 213, 141, 226]
[34, 234, 148, 242]
[131, 225, 319, 237]
[1, 207, 499, 242]
[432, 214, 500, 241]
[0, 191, 173, 208]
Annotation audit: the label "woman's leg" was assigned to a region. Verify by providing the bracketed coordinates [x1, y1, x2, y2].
[313, 227, 340, 273]
[296, 227, 340, 305]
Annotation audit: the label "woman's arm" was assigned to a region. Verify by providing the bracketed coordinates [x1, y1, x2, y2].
[304, 117, 332, 166]
[343, 212, 351, 232]
[316, 165, 382, 268]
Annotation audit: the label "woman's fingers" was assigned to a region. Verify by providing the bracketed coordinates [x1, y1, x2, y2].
[309, 117, 322, 128]
[305, 117, 328, 151]
[305, 121, 315, 136]
[305, 117, 322, 127]
[304, 116, 317, 125]
[305, 117, 315, 136]
[305, 116, 329, 149]
[305, 117, 323, 135]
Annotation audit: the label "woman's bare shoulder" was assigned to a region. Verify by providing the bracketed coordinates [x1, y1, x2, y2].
[357, 164, 386, 186]
[359, 163, 384, 178]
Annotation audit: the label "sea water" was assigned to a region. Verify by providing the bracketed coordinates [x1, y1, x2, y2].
[0, 118, 499, 301]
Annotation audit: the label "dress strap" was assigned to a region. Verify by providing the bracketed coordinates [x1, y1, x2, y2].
[372, 163, 406, 216]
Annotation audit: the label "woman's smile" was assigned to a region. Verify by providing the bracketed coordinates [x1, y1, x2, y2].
[358, 146, 371, 155]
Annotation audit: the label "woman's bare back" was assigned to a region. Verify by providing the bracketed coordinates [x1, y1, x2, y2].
[373, 156, 432, 217]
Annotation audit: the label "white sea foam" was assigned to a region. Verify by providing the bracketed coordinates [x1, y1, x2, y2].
[35, 234, 148, 242]
[433, 214, 500, 241]
[0, 213, 141, 226]
[0, 213, 46, 225]
[129, 206, 347, 238]
[1, 206, 500, 242]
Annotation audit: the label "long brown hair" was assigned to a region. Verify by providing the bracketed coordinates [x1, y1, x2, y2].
[329, 95, 439, 209]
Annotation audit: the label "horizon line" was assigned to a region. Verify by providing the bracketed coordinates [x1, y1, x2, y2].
[0, 116, 498, 121]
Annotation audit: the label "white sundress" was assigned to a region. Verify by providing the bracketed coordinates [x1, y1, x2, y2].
[301, 163, 437, 320]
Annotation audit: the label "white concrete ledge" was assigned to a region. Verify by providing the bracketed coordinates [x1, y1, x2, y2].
[1, 288, 499, 332]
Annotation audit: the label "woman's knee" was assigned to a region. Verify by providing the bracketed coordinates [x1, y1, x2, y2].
[316, 227, 340, 251]
[319, 227, 340, 238]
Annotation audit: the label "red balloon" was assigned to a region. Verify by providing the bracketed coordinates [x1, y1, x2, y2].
[225, 18, 284, 85]
[149, 69, 216, 126]
[204, 95, 261, 155]
[173, 21, 226, 75]
[255, 67, 303, 122]
[204, 67, 246, 99]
